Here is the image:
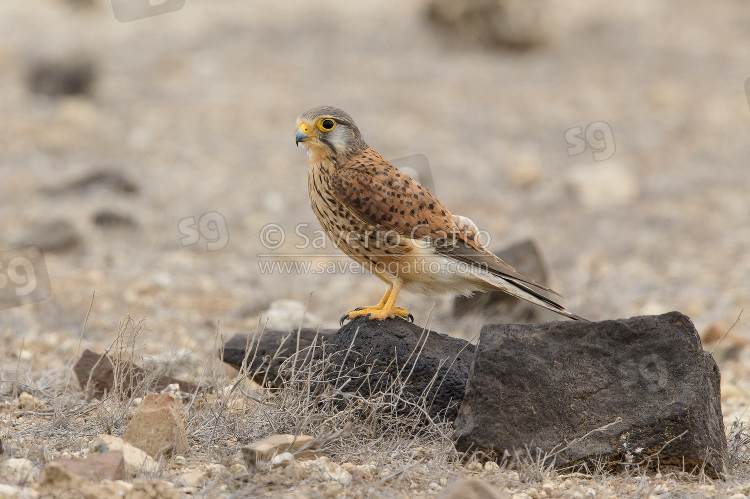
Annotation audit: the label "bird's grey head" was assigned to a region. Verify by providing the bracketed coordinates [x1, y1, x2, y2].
[295, 106, 369, 161]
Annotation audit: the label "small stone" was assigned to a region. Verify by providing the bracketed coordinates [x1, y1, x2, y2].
[561, 487, 587, 499]
[89, 434, 158, 477]
[484, 461, 500, 471]
[122, 392, 190, 458]
[128, 480, 178, 499]
[508, 155, 542, 188]
[429, 482, 441, 491]
[0, 483, 25, 498]
[242, 434, 314, 466]
[355, 463, 377, 480]
[271, 452, 294, 469]
[698, 484, 716, 495]
[291, 457, 351, 485]
[504, 471, 520, 482]
[566, 162, 638, 209]
[17, 392, 44, 411]
[512, 493, 532, 499]
[14, 220, 80, 253]
[437, 479, 510, 499]
[173, 456, 186, 465]
[205, 463, 228, 479]
[229, 463, 246, 474]
[0, 458, 34, 485]
[466, 462, 483, 471]
[92, 210, 137, 229]
[26, 56, 95, 97]
[51, 451, 124, 481]
[730, 493, 748, 499]
[175, 469, 206, 488]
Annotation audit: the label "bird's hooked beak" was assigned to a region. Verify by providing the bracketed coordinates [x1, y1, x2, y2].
[296, 123, 312, 146]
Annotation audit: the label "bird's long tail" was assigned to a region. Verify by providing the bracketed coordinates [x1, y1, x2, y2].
[470, 268, 589, 321]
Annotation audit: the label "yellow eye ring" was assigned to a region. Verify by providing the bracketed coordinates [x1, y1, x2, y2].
[317, 118, 336, 132]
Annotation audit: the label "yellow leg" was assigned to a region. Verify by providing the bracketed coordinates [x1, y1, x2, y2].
[373, 286, 392, 309]
[340, 282, 412, 324]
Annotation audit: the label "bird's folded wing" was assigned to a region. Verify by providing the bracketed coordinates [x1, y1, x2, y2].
[332, 152, 557, 296]
[436, 240, 562, 297]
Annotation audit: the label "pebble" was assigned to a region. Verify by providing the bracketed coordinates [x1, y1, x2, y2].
[17, 393, 44, 411]
[0, 483, 25, 498]
[122, 392, 190, 458]
[271, 452, 294, 468]
[566, 162, 639, 209]
[560, 487, 586, 499]
[0, 458, 34, 485]
[176, 469, 206, 488]
[286, 457, 351, 485]
[13, 220, 81, 253]
[229, 463, 247, 474]
[89, 434, 158, 477]
[205, 463, 228, 478]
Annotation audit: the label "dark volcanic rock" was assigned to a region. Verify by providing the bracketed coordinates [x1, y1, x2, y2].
[26, 56, 95, 97]
[454, 312, 726, 475]
[222, 329, 336, 387]
[325, 317, 475, 422]
[92, 210, 137, 229]
[51, 451, 125, 482]
[453, 239, 558, 323]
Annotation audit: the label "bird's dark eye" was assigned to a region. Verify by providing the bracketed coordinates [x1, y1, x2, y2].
[317, 118, 336, 132]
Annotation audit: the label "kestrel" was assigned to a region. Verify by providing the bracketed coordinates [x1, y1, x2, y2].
[296, 106, 587, 323]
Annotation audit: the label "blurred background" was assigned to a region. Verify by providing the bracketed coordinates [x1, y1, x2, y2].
[0, 0, 748, 373]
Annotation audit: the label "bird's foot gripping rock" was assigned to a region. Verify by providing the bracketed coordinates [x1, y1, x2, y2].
[339, 306, 413, 325]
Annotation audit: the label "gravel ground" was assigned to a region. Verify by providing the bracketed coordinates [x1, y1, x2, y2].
[0, 0, 749, 497]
